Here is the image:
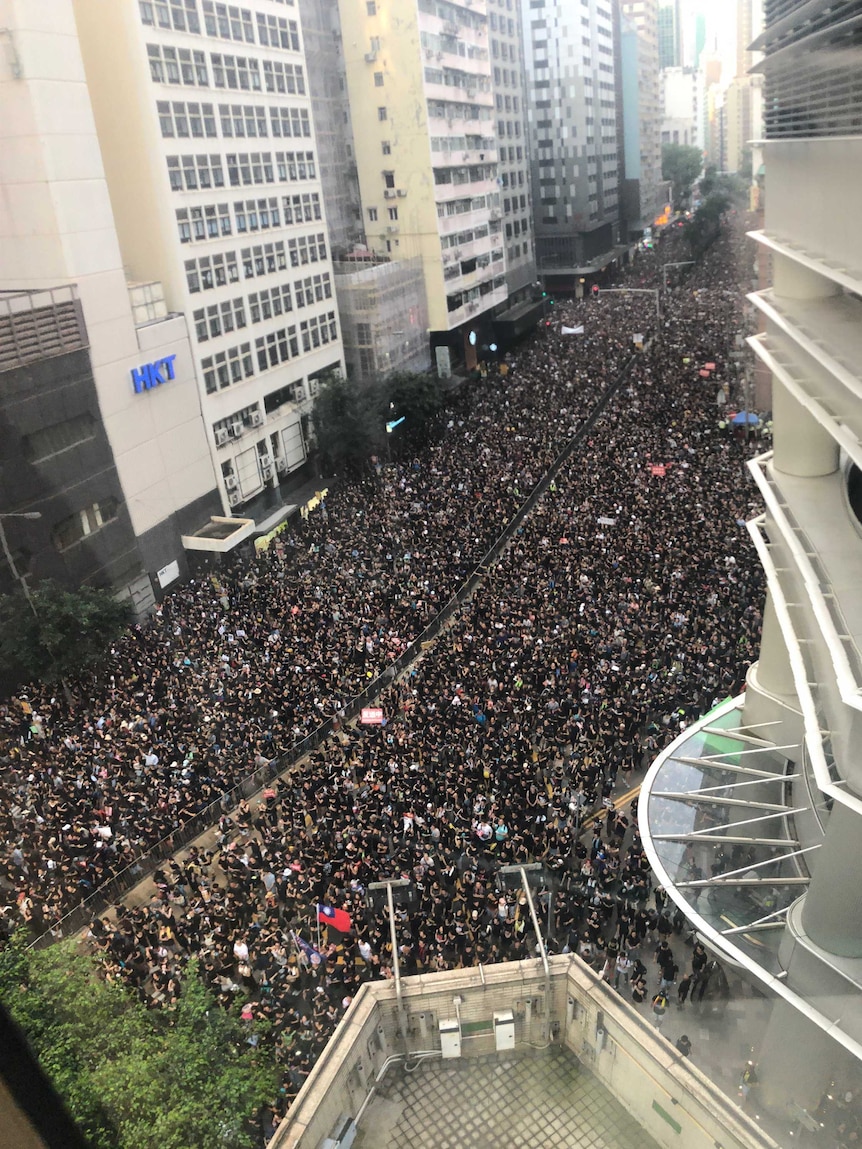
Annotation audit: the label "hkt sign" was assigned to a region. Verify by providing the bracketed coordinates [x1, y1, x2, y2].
[131, 354, 177, 394]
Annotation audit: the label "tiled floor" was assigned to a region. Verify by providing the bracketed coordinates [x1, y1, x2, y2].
[354, 1048, 660, 1149]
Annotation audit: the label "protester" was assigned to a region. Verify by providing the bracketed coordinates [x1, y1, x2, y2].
[0, 217, 764, 1126]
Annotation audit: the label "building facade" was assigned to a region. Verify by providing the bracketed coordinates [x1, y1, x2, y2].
[0, 0, 224, 611]
[641, 0, 862, 1117]
[70, 0, 345, 517]
[660, 65, 700, 150]
[521, 0, 622, 289]
[619, 0, 663, 239]
[334, 256, 430, 381]
[488, 0, 536, 300]
[297, 0, 362, 259]
[338, 0, 508, 374]
[656, 0, 681, 69]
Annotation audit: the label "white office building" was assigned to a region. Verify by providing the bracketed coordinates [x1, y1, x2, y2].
[70, 0, 345, 515]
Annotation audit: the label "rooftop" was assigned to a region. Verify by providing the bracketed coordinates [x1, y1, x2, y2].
[354, 1049, 657, 1149]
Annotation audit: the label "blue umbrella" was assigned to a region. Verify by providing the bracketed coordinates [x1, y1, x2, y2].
[731, 411, 760, 426]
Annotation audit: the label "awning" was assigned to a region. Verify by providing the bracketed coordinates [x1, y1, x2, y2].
[493, 298, 545, 340]
[181, 516, 256, 553]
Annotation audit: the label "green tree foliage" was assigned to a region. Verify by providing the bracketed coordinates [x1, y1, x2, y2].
[311, 370, 385, 475]
[0, 581, 131, 685]
[699, 163, 719, 198]
[312, 369, 447, 470]
[661, 143, 703, 207]
[684, 191, 733, 257]
[0, 937, 278, 1149]
[700, 165, 747, 204]
[385, 370, 445, 449]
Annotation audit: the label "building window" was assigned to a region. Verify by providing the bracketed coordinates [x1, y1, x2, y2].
[368, 207, 378, 221]
[53, 500, 120, 552]
[381, 140, 391, 155]
[378, 106, 387, 121]
[24, 415, 96, 463]
[374, 71, 384, 87]
[388, 206, 398, 220]
[367, 0, 376, 13]
[383, 171, 395, 188]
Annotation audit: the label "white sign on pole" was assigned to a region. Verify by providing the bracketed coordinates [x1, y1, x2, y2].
[560, 325, 584, 335]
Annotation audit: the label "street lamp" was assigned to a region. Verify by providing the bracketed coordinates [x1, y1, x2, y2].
[0, 512, 42, 615]
[499, 863, 551, 1002]
[367, 878, 414, 1032]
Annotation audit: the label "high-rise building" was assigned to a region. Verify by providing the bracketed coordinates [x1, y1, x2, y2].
[641, 0, 862, 1118]
[487, 0, 536, 301]
[67, 0, 345, 518]
[723, 0, 764, 175]
[619, 0, 663, 239]
[661, 66, 700, 151]
[657, 0, 681, 69]
[338, 0, 508, 375]
[522, 0, 622, 290]
[0, 0, 225, 612]
[297, 0, 361, 259]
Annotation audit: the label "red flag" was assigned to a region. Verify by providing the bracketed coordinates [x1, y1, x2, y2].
[317, 903, 352, 932]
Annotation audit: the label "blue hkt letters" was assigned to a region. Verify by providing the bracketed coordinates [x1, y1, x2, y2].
[131, 354, 177, 394]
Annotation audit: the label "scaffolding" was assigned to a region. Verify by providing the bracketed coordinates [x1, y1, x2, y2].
[334, 257, 431, 381]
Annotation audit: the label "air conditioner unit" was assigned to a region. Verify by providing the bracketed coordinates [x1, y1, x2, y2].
[224, 474, 238, 491]
[463, 152, 470, 160]
[467, 89, 476, 99]
[260, 453, 273, 469]
[230, 421, 243, 438]
[261, 464, 274, 480]
[276, 457, 288, 472]
[215, 428, 229, 446]
[436, 52, 444, 61]
[228, 489, 242, 507]
[364, 51, 377, 63]
[386, 225, 399, 234]
[383, 188, 396, 198]
[250, 411, 263, 427]
[396, 188, 407, 197]
[425, 48, 434, 59]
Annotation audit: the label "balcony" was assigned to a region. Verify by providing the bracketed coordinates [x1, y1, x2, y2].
[437, 206, 496, 236]
[445, 280, 506, 328]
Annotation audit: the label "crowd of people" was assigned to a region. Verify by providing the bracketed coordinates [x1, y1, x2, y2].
[1, 218, 767, 1136]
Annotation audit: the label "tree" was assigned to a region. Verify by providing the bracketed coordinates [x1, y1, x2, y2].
[699, 164, 719, 198]
[312, 371, 385, 476]
[0, 936, 279, 1149]
[684, 191, 733, 257]
[661, 143, 703, 208]
[384, 371, 446, 449]
[0, 580, 131, 686]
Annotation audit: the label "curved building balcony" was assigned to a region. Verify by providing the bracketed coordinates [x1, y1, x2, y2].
[640, 696, 862, 1065]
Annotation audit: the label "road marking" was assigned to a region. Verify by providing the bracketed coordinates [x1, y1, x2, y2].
[580, 783, 642, 830]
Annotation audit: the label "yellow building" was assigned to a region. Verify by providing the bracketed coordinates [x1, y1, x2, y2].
[338, 0, 507, 372]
